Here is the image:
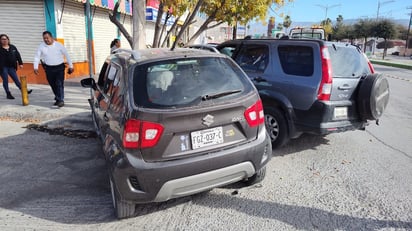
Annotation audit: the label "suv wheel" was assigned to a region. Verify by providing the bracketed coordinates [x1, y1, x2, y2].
[264, 107, 289, 149]
[244, 166, 266, 186]
[357, 73, 390, 121]
[110, 178, 135, 219]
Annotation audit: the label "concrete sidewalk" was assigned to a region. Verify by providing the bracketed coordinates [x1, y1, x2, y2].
[0, 79, 93, 131]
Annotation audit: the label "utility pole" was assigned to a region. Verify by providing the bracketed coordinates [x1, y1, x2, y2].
[315, 4, 340, 22]
[85, 0, 93, 79]
[376, 0, 395, 19]
[405, 6, 412, 56]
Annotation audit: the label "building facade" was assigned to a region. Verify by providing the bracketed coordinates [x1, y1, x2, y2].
[0, 0, 232, 85]
[0, 0, 135, 84]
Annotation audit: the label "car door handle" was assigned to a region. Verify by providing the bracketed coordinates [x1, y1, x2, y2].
[104, 112, 109, 121]
[338, 85, 351, 90]
[253, 77, 267, 82]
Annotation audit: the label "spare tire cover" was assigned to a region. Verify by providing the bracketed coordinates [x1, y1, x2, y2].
[357, 73, 390, 121]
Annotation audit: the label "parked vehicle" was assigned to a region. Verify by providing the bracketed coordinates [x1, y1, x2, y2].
[289, 26, 326, 40]
[217, 38, 390, 149]
[81, 48, 271, 219]
[184, 44, 220, 53]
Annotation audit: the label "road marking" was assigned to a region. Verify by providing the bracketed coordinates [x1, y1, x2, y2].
[384, 74, 412, 83]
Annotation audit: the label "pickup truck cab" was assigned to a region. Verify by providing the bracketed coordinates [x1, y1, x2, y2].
[289, 27, 326, 40]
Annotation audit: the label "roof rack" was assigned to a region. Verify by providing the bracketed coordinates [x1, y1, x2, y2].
[113, 48, 141, 60]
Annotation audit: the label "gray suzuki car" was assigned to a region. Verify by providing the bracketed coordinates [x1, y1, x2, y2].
[81, 48, 271, 219]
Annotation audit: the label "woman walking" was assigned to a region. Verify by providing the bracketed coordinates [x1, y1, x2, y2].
[0, 34, 31, 99]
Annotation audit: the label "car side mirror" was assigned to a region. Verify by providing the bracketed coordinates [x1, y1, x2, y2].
[80, 78, 97, 90]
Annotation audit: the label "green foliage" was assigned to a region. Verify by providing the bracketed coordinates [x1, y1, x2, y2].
[277, 23, 283, 31]
[373, 19, 397, 40]
[282, 15, 292, 31]
[320, 18, 333, 35]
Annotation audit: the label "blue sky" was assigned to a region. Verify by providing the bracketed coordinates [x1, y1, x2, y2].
[269, 0, 411, 22]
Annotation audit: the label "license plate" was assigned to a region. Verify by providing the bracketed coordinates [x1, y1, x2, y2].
[191, 127, 224, 149]
[334, 107, 348, 119]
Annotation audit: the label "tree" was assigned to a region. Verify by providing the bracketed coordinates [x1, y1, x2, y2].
[353, 19, 375, 52]
[277, 23, 283, 31]
[332, 14, 345, 41]
[185, 0, 286, 45]
[320, 18, 333, 35]
[282, 15, 292, 33]
[395, 24, 408, 40]
[109, 0, 146, 49]
[373, 19, 397, 59]
[111, 0, 287, 49]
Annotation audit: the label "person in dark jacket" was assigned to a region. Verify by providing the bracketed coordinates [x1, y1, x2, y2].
[110, 38, 121, 54]
[0, 34, 32, 99]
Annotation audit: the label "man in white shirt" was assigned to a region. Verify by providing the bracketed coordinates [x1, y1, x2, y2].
[34, 31, 74, 107]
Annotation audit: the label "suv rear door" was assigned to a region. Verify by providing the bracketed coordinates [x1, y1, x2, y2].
[327, 43, 371, 102]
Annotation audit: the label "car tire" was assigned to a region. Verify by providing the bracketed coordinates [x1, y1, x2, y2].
[264, 106, 289, 149]
[110, 178, 135, 219]
[357, 73, 390, 121]
[244, 166, 266, 186]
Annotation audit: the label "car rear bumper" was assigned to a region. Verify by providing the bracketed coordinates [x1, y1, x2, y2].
[294, 100, 367, 135]
[109, 128, 271, 203]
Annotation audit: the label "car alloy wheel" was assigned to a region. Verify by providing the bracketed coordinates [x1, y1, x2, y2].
[264, 106, 288, 149]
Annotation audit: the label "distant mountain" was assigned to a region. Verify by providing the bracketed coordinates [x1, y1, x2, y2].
[247, 19, 409, 36]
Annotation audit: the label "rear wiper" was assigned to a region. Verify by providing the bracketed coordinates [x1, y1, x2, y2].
[201, 89, 242, 101]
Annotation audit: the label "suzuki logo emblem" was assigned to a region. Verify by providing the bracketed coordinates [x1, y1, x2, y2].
[202, 114, 214, 127]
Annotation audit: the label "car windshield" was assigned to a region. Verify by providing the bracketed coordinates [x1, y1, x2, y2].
[133, 57, 251, 108]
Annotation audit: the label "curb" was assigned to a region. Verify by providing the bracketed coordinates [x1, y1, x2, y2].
[370, 60, 412, 70]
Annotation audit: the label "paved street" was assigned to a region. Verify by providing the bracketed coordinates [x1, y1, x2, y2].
[0, 65, 411, 230]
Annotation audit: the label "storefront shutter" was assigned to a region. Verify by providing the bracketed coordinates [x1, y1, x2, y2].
[0, 0, 45, 63]
[62, 1, 88, 63]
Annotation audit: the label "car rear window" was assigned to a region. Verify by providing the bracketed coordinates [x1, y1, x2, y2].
[133, 57, 252, 108]
[328, 45, 371, 78]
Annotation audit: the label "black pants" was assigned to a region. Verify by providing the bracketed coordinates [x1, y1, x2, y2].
[44, 63, 65, 102]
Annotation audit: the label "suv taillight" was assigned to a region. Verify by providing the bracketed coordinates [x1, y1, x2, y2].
[318, 46, 333, 101]
[123, 119, 164, 149]
[363, 53, 375, 73]
[244, 100, 264, 127]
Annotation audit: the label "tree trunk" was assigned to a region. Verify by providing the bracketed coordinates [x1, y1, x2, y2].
[187, 20, 223, 45]
[152, 2, 164, 48]
[161, 16, 181, 48]
[133, 0, 146, 49]
[382, 39, 387, 60]
[232, 25, 237, 40]
[109, 1, 133, 47]
[171, 0, 204, 50]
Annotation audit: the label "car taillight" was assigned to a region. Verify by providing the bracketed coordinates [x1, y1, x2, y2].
[123, 119, 164, 149]
[367, 61, 375, 74]
[362, 53, 375, 74]
[244, 100, 264, 127]
[318, 46, 333, 101]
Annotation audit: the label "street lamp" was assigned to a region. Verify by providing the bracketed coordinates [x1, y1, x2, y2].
[376, 0, 395, 19]
[315, 4, 341, 21]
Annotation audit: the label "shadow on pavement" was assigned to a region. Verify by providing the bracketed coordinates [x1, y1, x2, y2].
[273, 134, 331, 157]
[192, 192, 412, 230]
[0, 115, 114, 224]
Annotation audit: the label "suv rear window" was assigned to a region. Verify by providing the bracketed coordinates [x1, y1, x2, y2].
[133, 57, 252, 108]
[328, 45, 371, 78]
